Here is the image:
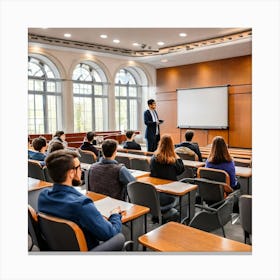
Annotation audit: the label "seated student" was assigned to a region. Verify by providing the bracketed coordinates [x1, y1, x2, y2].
[38, 150, 122, 250]
[123, 131, 141, 151]
[48, 141, 65, 153]
[175, 130, 203, 162]
[47, 131, 68, 154]
[88, 139, 135, 201]
[205, 136, 240, 190]
[150, 134, 185, 181]
[80, 131, 99, 157]
[28, 136, 47, 165]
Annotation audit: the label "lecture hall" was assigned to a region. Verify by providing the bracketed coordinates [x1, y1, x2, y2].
[27, 28, 252, 253]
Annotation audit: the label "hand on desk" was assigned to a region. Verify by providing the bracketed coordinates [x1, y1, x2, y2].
[110, 206, 123, 215]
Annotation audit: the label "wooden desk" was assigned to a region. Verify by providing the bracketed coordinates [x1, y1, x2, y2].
[86, 191, 150, 224]
[28, 177, 52, 191]
[138, 221, 252, 252]
[235, 166, 252, 194]
[117, 152, 150, 161]
[137, 175, 197, 223]
[182, 160, 205, 169]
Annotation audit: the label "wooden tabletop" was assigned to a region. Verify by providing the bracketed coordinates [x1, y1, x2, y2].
[28, 177, 52, 191]
[138, 221, 252, 252]
[137, 175, 197, 196]
[235, 166, 252, 178]
[182, 160, 205, 168]
[86, 191, 150, 223]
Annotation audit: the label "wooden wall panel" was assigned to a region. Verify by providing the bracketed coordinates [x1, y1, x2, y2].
[156, 55, 252, 148]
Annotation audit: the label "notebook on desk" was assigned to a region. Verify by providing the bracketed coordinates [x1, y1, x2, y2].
[94, 197, 134, 218]
[156, 181, 192, 192]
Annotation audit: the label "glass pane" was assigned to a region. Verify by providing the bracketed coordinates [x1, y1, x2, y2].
[119, 99, 127, 131]
[94, 85, 102, 95]
[28, 79, 35, 91]
[74, 97, 92, 132]
[28, 62, 44, 77]
[95, 98, 108, 131]
[34, 95, 45, 134]
[47, 81, 56, 92]
[128, 87, 137, 97]
[47, 96, 57, 133]
[119, 86, 126, 97]
[129, 99, 137, 130]
[115, 86, 120, 97]
[127, 72, 136, 84]
[73, 83, 91, 95]
[115, 99, 120, 129]
[35, 80, 44, 91]
[44, 64, 55, 78]
[72, 66, 92, 81]
[92, 70, 101, 82]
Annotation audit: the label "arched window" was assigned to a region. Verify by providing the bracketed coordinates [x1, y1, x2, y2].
[28, 55, 62, 134]
[115, 68, 142, 131]
[72, 62, 108, 132]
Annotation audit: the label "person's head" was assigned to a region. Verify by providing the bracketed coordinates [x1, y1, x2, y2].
[208, 136, 232, 163]
[48, 141, 65, 153]
[32, 136, 47, 152]
[86, 131, 96, 143]
[101, 139, 118, 158]
[155, 134, 177, 164]
[54, 130, 65, 141]
[125, 130, 135, 140]
[45, 150, 82, 186]
[185, 130, 194, 141]
[147, 99, 156, 110]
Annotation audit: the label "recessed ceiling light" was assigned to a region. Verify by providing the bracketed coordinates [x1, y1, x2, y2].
[157, 41, 165, 46]
[132, 42, 140, 46]
[161, 59, 168, 63]
[113, 39, 120, 43]
[100, 34, 108, 39]
[179, 33, 187, 37]
[64, 33, 71, 38]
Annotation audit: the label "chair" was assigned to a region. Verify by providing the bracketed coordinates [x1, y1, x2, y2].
[239, 195, 252, 244]
[181, 177, 234, 237]
[175, 146, 197, 161]
[43, 167, 54, 183]
[127, 181, 178, 225]
[130, 158, 150, 171]
[28, 205, 48, 251]
[28, 160, 45, 180]
[115, 155, 131, 169]
[78, 149, 97, 164]
[37, 212, 126, 251]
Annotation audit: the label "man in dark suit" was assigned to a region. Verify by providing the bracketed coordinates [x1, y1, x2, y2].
[144, 99, 164, 152]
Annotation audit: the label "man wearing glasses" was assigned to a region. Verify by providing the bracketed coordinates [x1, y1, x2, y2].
[38, 150, 122, 250]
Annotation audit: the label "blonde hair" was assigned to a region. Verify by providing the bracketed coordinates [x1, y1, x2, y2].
[154, 134, 177, 164]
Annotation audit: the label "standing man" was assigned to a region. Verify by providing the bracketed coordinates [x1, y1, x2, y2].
[144, 99, 164, 152]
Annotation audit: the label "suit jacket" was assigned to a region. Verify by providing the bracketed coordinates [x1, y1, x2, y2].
[144, 109, 161, 140]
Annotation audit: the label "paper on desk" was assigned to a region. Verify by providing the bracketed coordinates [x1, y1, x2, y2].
[94, 197, 133, 218]
[156, 181, 190, 191]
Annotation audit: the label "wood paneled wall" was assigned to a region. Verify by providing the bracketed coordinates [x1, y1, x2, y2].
[156, 55, 252, 148]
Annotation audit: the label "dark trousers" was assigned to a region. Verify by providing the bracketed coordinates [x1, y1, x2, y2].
[147, 134, 160, 152]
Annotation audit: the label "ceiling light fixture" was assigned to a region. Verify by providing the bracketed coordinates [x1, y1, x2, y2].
[161, 59, 168, 63]
[132, 42, 140, 46]
[100, 34, 108, 39]
[157, 41, 165, 46]
[64, 33, 71, 38]
[179, 33, 187, 37]
[113, 39, 120, 43]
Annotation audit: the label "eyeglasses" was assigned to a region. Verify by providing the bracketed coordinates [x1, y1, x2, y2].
[72, 164, 81, 171]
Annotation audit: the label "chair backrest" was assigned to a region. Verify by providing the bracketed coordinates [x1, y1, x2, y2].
[43, 167, 54, 183]
[197, 167, 230, 185]
[194, 178, 225, 206]
[28, 205, 48, 250]
[38, 212, 88, 251]
[239, 195, 252, 235]
[177, 152, 196, 161]
[127, 181, 162, 224]
[28, 160, 45, 180]
[130, 158, 150, 171]
[78, 149, 97, 164]
[28, 187, 52, 212]
[115, 155, 131, 168]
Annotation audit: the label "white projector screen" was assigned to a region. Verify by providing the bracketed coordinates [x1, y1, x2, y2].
[177, 86, 228, 129]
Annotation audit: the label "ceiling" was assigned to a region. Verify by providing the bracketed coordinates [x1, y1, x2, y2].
[28, 28, 252, 69]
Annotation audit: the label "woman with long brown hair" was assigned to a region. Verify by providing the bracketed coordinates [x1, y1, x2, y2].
[206, 136, 239, 189]
[150, 134, 185, 180]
